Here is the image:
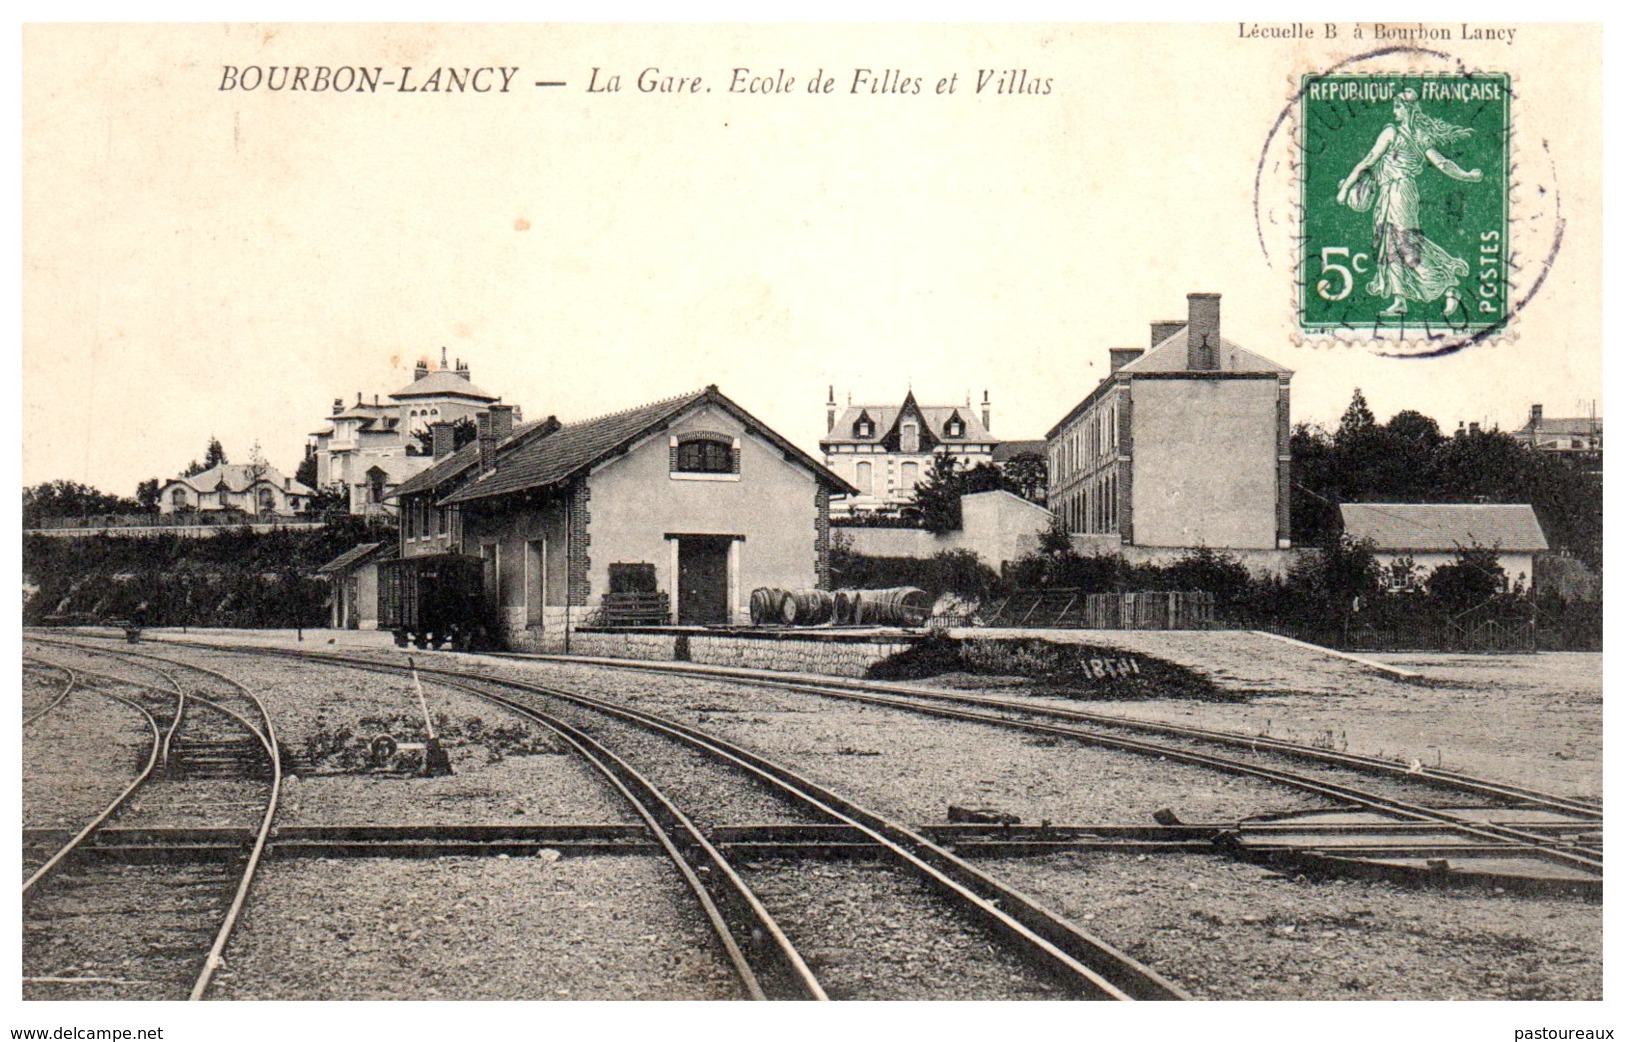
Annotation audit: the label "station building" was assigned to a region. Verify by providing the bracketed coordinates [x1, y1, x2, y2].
[1046, 292, 1292, 552]
[390, 385, 855, 649]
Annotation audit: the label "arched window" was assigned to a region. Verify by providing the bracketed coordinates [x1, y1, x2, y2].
[257, 488, 276, 514]
[670, 432, 741, 479]
[855, 461, 873, 494]
[901, 421, 919, 454]
[900, 461, 919, 490]
[367, 467, 387, 505]
[170, 488, 188, 511]
[677, 439, 731, 473]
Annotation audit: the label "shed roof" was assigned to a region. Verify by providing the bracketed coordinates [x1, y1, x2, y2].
[437, 385, 857, 505]
[1339, 503, 1549, 553]
[991, 439, 1047, 462]
[388, 416, 559, 500]
[317, 542, 394, 574]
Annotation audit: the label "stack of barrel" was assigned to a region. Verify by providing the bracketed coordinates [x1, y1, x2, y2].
[750, 586, 930, 627]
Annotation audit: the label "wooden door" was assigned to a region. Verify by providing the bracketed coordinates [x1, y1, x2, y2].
[678, 536, 730, 625]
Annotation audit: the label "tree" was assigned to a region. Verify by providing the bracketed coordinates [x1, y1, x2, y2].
[245, 441, 271, 515]
[306, 482, 351, 518]
[1335, 388, 1377, 444]
[295, 449, 318, 490]
[999, 451, 1049, 505]
[411, 416, 478, 457]
[1284, 534, 1380, 620]
[181, 436, 229, 478]
[910, 455, 965, 534]
[962, 462, 1014, 496]
[1427, 545, 1507, 613]
[1289, 421, 1339, 548]
[135, 478, 160, 514]
[1386, 409, 1444, 450]
[22, 481, 140, 526]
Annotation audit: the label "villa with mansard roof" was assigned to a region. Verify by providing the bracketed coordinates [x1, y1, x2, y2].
[820, 388, 1010, 517]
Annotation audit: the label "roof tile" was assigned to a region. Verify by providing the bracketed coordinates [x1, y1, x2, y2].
[1339, 503, 1549, 553]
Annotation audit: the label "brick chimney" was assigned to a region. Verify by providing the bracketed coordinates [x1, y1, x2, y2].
[477, 412, 497, 473]
[981, 390, 991, 433]
[1186, 293, 1221, 371]
[488, 404, 515, 442]
[1150, 320, 1185, 348]
[827, 386, 836, 433]
[456, 358, 470, 382]
[414, 359, 429, 381]
[1530, 403, 1544, 429]
[430, 421, 456, 460]
[333, 398, 343, 415]
[1109, 348, 1145, 373]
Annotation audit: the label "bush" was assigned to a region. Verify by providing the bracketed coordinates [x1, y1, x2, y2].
[829, 545, 1000, 600]
[22, 518, 395, 628]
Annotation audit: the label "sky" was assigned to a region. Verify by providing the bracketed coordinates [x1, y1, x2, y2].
[22, 23, 1602, 495]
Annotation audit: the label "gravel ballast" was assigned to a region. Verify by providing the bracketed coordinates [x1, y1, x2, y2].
[23, 634, 1604, 1001]
[22, 684, 154, 834]
[217, 855, 739, 1000]
[994, 851, 1600, 1000]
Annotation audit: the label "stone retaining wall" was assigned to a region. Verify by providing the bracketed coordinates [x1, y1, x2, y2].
[505, 625, 923, 677]
[685, 634, 917, 678]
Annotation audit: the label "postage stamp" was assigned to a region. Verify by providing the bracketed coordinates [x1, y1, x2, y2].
[1297, 73, 1510, 342]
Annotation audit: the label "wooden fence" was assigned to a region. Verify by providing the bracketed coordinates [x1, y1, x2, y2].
[980, 590, 1215, 630]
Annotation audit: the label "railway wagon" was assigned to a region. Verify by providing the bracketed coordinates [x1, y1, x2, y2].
[377, 553, 494, 650]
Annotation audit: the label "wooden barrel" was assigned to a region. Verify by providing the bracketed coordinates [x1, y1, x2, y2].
[780, 588, 835, 626]
[750, 587, 788, 626]
[844, 587, 929, 627]
[833, 589, 854, 626]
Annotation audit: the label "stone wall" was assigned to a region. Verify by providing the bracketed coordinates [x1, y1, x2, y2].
[685, 633, 917, 678]
[520, 627, 922, 678]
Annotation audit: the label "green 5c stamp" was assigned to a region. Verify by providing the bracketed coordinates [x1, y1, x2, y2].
[1299, 74, 1510, 340]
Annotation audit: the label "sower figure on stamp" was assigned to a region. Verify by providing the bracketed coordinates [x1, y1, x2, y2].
[1337, 87, 1483, 318]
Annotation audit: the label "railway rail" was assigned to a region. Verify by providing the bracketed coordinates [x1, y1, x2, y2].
[513, 655, 1602, 878]
[31, 635, 1191, 1001]
[21, 642, 282, 1001]
[23, 632, 1604, 999]
[22, 660, 79, 727]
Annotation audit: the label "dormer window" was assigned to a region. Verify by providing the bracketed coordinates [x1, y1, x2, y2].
[945, 417, 964, 438]
[901, 421, 919, 454]
[854, 417, 874, 438]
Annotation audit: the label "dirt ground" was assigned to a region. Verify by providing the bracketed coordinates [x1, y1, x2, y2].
[1027, 650, 1602, 799]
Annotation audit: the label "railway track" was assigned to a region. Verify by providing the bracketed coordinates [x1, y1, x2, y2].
[22, 660, 78, 727]
[21, 642, 281, 1001]
[513, 655, 1603, 877]
[32, 635, 1191, 1001]
[542, 657, 1603, 818]
[23, 633, 1603, 999]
